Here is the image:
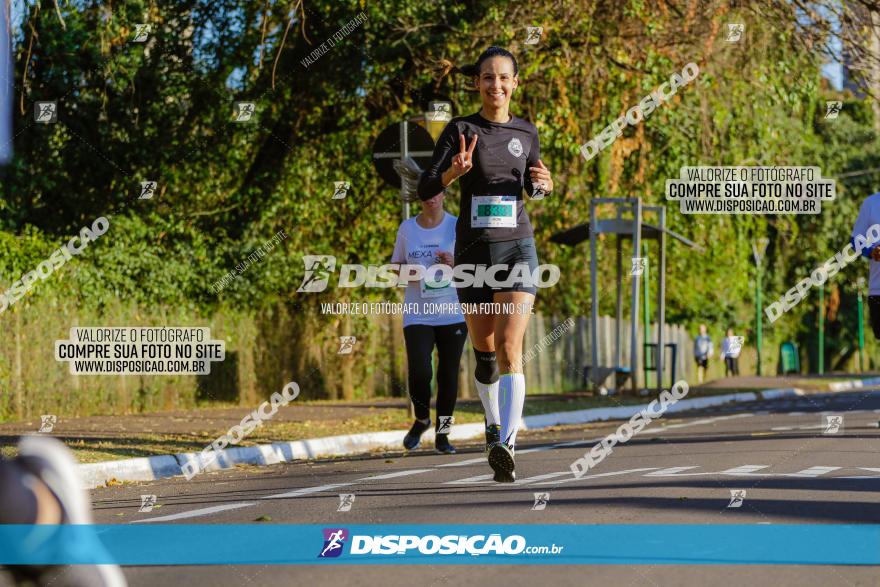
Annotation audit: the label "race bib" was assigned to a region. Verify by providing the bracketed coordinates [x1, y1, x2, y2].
[471, 195, 517, 228]
[420, 277, 452, 298]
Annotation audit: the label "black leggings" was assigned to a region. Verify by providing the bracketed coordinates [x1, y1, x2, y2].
[724, 357, 739, 377]
[403, 323, 467, 422]
[869, 296, 880, 339]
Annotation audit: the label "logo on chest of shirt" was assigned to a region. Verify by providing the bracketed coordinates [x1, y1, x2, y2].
[507, 137, 523, 158]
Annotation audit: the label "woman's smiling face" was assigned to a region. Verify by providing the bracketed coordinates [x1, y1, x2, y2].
[475, 56, 518, 110]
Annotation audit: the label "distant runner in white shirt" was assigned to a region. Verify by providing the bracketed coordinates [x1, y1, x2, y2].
[391, 192, 467, 454]
[720, 328, 741, 377]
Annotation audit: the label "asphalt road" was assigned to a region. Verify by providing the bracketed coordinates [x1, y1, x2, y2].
[11, 390, 880, 586]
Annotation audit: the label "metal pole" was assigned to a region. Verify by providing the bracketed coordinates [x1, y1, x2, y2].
[858, 283, 865, 373]
[657, 206, 666, 393]
[630, 199, 642, 395]
[590, 201, 600, 389]
[642, 240, 650, 389]
[756, 263, 762, 376]
[819, 283, 825, 374]
[615, 233, 623, 370]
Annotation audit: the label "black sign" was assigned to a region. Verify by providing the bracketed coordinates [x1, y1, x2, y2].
[371, 122, 435, 189]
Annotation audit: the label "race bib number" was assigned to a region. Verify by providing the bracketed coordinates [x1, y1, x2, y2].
[421, 277, 452, 298]
[471, 195, 517, 228]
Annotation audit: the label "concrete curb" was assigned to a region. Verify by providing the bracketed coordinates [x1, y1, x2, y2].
[77, 386, 814, 489]
[828, 376, 880, 392]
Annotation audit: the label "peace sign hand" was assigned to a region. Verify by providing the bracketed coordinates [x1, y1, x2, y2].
[450, 134, 477, 180]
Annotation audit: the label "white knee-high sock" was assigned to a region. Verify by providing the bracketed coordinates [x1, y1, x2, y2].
[499, 373, 526, 446]
[475, 379, 501, 425]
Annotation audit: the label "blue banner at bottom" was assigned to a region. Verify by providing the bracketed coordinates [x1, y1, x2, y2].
[0, 524, 878, 565]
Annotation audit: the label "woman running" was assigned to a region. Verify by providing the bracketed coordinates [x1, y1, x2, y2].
[417, 47, 554, 482]
[391, 190, 467, 454]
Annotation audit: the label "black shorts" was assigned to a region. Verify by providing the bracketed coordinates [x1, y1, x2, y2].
[695, 357, 708, 368]
[454, 237, 539, 305]
[869, 296, 880, 339]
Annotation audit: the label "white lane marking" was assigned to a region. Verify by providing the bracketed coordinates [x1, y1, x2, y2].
[771, 426, 796, 431]
[444, 474, 494, 485]
[358, 469, 433, 481]
[659, 413, 753, 430]
[262, 482, 354, 500]
[644, 466, 702, 476]
[532, 467, 661, 486]
[436, 457, 486, 468]
[516, 471, 572, 485]
[785, 466, 841, 477]
[720, 465, 771, 476]
[840, 467, 880, 479]
[131, 502, 255, 523]
[788, 412, 806, 416]
[518, 445, 557, 454]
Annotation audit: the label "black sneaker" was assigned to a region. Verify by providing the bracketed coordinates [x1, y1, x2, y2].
[485, 423, 501, 453]
[487, 441, 516, 483]
[435, 434, 456, 454]
[403, 419, 431, 450]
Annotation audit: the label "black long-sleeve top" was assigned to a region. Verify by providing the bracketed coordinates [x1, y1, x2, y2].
[417, 112, 541, 245]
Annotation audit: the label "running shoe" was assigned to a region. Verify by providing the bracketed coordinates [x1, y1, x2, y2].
[403, 419, 431, 450]
[485, 423, 501, 453]
[435, 434, 456, 454]
[14, 435, 128, 586]
[487, 441, 516, 483]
